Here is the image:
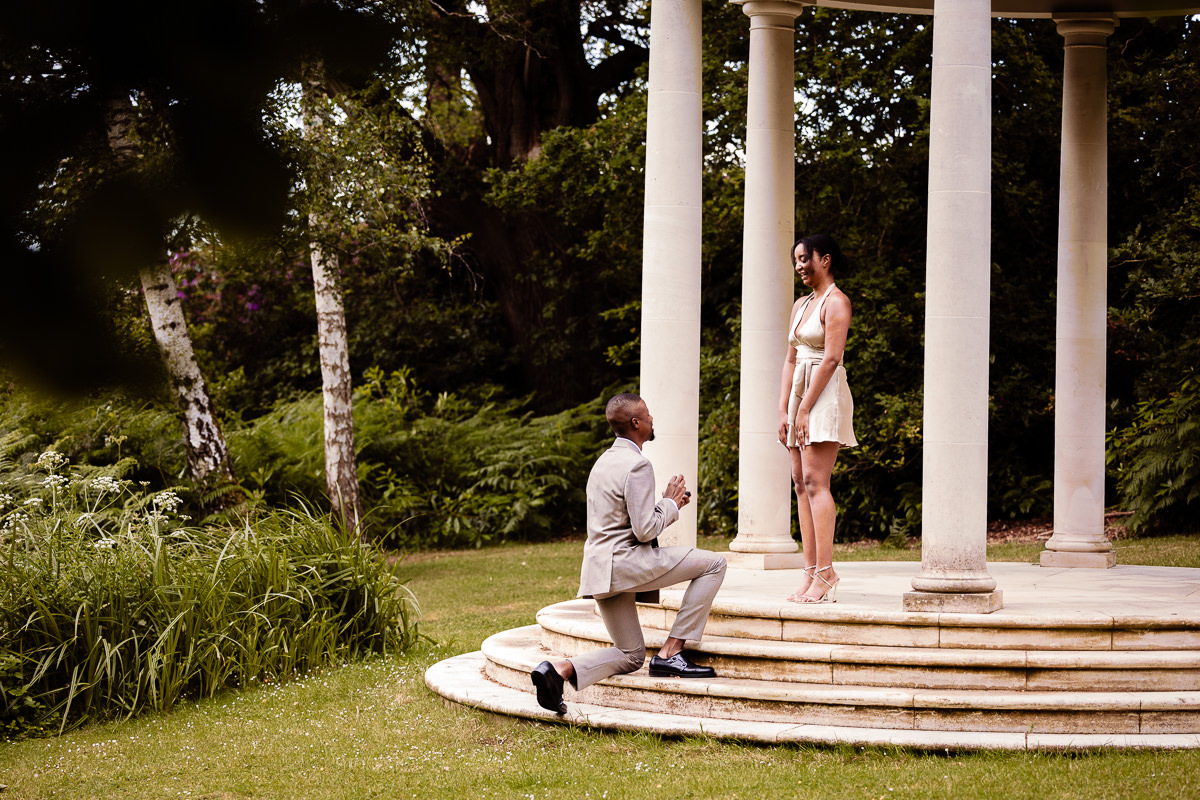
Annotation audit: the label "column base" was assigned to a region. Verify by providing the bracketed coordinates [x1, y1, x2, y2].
[1040, 550, 1117, 569]
[902, 590, 1004, 614]
[723, 551, 808, 571]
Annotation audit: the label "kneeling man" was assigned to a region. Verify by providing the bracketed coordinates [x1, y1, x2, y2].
[531, 393, 727, 714]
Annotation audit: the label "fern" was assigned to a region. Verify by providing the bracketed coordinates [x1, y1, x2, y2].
[1112, 372, 1200, 534]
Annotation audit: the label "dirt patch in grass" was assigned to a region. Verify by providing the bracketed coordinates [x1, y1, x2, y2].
[986, 518, 1053, 543]
[985, 514, 1132, 543]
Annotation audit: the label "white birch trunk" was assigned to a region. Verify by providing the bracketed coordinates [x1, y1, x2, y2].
[105, 93, 234, 486]
[302, 70, 363, 536]
[309, 236, 363, 535]
[140, 262, 234, 483]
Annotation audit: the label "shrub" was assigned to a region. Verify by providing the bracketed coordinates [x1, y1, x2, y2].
[697, 340, 740, 539]
[1110, 371, 1200, 534]
[229, 368, 609, 549]
[1, 453, 420, 739]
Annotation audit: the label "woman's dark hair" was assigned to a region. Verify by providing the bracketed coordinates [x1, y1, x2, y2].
[797, 233, 849, 276]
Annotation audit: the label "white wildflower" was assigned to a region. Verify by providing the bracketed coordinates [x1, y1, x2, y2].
[23, 497, 43, 507]
[152, 491, 183, 513]
[94, 538, 118, 549]
[0, 493, 13, 509]
[89, 476, 123, 495]
[41, 475, 70, 491]
[36, 450, 69, 472]
[2, 512, 30, 532]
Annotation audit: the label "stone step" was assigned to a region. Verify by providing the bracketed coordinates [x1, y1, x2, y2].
[537, 600, 1200, 692]
[481, 625, 1200, 735]
[425, 650, 1200, 751]
[629, 561, 1200, 651]
[641, 597, 1200, 652]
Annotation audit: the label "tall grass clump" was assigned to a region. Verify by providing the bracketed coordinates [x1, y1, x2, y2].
[1, 451, 420, 740]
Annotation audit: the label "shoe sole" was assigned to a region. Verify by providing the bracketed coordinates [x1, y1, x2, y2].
[647, 670, 716, 678]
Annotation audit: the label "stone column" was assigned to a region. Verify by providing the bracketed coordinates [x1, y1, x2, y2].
[727, 0, 807, 569]
[640, 0, 703, 548]
[1041, 15, 1117, 569]
[903, 0, 1001, 613]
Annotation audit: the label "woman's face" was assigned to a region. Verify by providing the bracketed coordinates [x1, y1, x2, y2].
[793, 243, 827, 287]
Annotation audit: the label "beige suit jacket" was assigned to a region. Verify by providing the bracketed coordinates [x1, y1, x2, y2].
[578, 438, 687, 598]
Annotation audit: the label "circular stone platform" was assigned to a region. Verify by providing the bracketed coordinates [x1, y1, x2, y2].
[425, 561, 1200, 750]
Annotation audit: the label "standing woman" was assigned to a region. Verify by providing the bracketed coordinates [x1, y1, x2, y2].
[778, 234, 857, 603]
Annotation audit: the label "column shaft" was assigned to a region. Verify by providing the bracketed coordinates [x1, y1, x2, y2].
[729, 0, 806, 566]
[904, 0, 1001, 612]
[1042, 16, 1117, 569]
[640, 0, 703, 548]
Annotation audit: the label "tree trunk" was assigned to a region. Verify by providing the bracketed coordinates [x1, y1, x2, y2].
[105, 93, 235, 486]
[308, 233, 363, 536]
[302, 72, 364, 538]
[139, 261, 235, 484]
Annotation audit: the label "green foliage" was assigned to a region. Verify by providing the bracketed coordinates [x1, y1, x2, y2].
[229, 368, 610, 549]
[479, 100, 650, 399]
[0, 385, 185, 490]
[6, 6, 1198, 551]
[0, 452, 419, 739]
[1109, 372, 1200, 535]
[1103, 17, 1200, 530]
[696, 333, 740, 539]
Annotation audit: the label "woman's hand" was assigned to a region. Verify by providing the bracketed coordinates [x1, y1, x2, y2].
[778, 413, 790, 446]
[792, 408, 810, 449]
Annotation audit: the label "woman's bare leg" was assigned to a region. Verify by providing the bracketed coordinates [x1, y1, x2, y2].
[799, 441, 841, 601]
[786, 445, 817, 601]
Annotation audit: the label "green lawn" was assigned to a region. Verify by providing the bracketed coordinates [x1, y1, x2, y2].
[3, 534, 1199, 799]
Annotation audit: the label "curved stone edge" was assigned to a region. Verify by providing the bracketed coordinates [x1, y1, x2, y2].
[650, 594, 1200, 632]
[482, 626, 1200, 713]
[424, 652, 1200, 752]
[538, 602, 1200, 671]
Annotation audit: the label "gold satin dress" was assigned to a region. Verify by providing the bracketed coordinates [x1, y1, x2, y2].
[786, 288, 858, 448]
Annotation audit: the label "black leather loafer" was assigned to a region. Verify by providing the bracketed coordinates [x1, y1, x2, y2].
[530, 661, 567, 713]
[648, 652, 716, 679]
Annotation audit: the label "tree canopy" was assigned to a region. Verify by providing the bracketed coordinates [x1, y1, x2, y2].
[3, 2, 1197, 536]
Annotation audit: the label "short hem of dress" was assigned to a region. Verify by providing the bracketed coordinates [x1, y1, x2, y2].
[790, 438, 857, 448]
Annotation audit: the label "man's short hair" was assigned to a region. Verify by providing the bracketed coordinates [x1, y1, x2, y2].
[605, 393, 643, 437]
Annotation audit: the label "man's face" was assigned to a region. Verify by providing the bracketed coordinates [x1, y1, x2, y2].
[635, 401, 655, 442]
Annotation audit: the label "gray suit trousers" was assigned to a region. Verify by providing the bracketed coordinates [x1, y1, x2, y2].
[568, 548, 727, 691]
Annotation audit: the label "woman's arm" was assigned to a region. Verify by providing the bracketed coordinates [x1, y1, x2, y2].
[777, 299, 803, 443]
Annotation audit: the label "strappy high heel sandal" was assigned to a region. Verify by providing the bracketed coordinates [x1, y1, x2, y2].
[795, 566, 839, 603]
[785, 565, 818, 603]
